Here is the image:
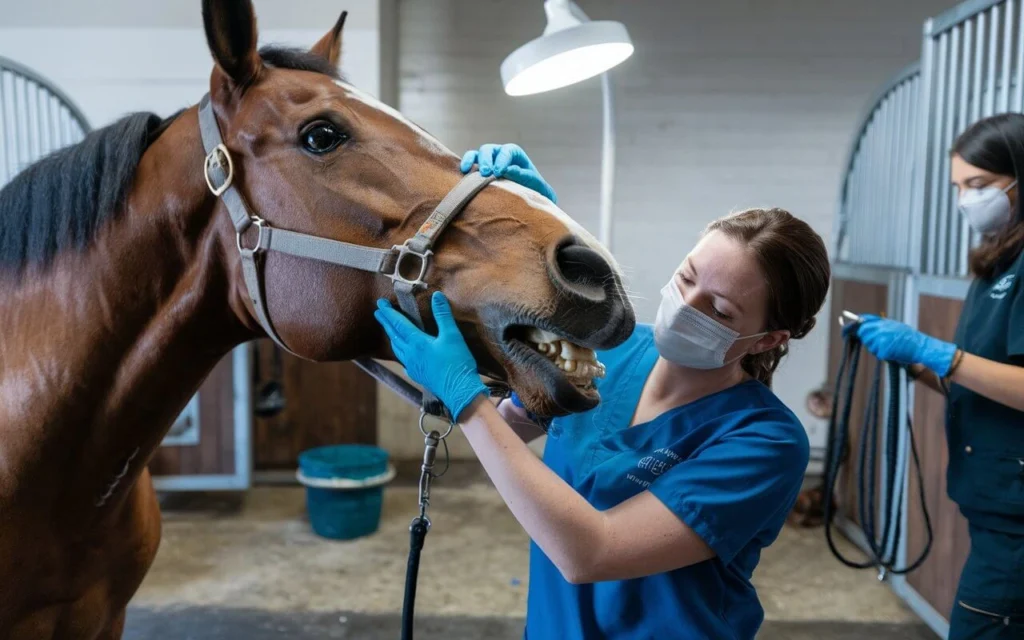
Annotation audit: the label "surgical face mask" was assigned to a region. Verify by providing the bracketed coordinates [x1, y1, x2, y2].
[653, 280, 766, 370]
[958, 180, 1017, 235]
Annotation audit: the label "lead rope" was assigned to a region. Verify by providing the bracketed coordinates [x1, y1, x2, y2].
[402, 414, 451, 640]
[822, 327, 933, 577]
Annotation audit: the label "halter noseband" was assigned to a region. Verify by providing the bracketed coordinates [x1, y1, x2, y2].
[197, 94, 496, 419]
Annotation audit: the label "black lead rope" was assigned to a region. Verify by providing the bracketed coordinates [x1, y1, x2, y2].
[402, 427, 438, 640]
[402, 516, 429, 640]
[401, 416, 451, 640]
[822, 333, 934, 577]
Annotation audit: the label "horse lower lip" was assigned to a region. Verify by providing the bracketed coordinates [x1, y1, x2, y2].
[506, 339, 601, 396]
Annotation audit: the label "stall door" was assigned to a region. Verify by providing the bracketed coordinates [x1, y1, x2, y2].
[252, 341, 378, 471]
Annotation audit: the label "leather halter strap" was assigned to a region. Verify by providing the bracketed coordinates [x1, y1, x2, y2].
[197, 94, 495, 418]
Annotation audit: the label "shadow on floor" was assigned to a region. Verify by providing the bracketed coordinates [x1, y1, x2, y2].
[124, 607, 936, 640]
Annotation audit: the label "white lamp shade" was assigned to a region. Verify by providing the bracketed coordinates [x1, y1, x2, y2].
[501, 20, 633, 96]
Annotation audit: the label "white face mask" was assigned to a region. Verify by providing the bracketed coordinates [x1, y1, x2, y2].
[653, 280, 766, 370]
[958, 180, 1017, 235]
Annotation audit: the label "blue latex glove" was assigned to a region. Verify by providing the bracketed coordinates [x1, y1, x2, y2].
[460, 143, 558, 204]
[845, 314, 958, 376]
[374, 292, 487, 421]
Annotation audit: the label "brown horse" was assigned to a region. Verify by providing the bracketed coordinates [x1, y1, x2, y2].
[0, 2, 634, 637]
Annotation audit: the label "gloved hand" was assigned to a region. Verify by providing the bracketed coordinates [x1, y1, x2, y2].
[374, 292, 487, 421]
[460, 143, 558, 203]
[844, 314, 958, 376]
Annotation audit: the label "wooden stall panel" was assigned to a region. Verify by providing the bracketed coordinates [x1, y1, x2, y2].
[827, 278, 890, 524]
[252, 341, 377, 471]
[906, 295, 970, 622]
[149, 355, 236, 476]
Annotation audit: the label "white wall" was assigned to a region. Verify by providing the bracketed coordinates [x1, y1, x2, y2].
[378, 0, 960, 459]
[0, 0, 383, 127]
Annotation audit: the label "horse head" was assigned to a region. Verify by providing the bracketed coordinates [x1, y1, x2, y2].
[199, 0, 635, 417]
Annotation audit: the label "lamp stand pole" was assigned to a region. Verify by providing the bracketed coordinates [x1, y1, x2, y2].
[599, 72, 616, 252]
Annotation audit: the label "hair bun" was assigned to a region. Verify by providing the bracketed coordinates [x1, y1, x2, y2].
[793, 317, 816, 340]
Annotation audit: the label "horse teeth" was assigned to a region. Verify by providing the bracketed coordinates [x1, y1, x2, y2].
[527, 334, 605, 380]
[527, 328, 560, 344]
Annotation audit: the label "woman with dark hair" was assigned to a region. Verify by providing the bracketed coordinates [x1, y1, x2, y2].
[847, 113, 1024, 638]
[373, 144, 831, 639]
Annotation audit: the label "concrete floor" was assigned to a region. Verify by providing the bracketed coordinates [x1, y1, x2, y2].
[125, 474, 935, 639]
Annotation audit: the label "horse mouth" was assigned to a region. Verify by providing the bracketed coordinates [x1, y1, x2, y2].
[518, 327, 606, 387]
[499, 325, 609, 414]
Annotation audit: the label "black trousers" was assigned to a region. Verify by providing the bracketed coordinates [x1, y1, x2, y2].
[948, 523, 1024, 639]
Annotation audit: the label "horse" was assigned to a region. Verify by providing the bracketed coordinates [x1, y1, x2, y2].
[0, 1, 634, 637]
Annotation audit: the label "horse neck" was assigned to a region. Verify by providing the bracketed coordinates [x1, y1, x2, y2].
[0, 106, 250, 516]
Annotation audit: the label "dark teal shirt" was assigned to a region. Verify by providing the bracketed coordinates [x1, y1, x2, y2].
[949, 247, 1024, 532]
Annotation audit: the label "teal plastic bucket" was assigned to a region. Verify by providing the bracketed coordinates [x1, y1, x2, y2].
[297, 444, 395, 541]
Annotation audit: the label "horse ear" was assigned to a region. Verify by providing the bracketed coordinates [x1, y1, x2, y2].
[310, 10, 348, 69]
[202, 0, 262, 89]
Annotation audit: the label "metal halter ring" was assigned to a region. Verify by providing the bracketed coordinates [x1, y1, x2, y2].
[203, 143, 235, 197]
[389, 242, 433, 289]
[236, 217, 267, 254]
[418, 409, 454, 440]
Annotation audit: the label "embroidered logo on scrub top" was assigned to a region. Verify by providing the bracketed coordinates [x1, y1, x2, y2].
[991, 273, 1015, 300]
[626, 448, 683, 489]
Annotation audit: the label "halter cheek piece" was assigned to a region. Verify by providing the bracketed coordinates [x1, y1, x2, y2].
[197, 94, 495, 420]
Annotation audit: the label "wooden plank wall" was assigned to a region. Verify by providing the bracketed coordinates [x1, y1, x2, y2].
[906, 294, 970, 621]
[826, 278, 890, 524]
[252, 341, 378, 470]
[149, 355, 236, 476]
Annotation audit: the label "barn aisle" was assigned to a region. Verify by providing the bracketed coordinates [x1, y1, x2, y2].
[124, 475, 933, 639]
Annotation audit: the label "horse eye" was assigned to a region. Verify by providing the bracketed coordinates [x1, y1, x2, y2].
[302, 123, 349, 154]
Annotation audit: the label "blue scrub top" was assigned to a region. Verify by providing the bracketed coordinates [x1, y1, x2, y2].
[948, 247, 1024, 533]
[525, 325, 809, 640]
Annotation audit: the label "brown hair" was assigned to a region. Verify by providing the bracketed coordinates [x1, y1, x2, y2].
[950, 114, 1024, 279]
[705, 208, 831, 387]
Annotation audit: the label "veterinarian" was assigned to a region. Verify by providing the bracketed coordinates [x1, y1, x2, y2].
[375, 144, 831, 639]
[846, 114, 1024, 638]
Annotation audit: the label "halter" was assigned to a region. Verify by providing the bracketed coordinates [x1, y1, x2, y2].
[197, 94, 497, 420]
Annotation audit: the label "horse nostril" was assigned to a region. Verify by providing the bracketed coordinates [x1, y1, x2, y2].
[553, 239, 613, 298]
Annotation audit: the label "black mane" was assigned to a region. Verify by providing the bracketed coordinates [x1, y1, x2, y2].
[0, 45, 340, 273]
[0, 112, 167, 271]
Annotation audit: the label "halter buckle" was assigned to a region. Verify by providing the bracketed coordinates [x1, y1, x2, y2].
[388, 242, 433, 289]
[236, 216, 267, 255]
[204, 143, 235, 197]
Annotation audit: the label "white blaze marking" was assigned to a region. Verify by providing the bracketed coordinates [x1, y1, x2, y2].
[490, 180, 621, 274]
[335, 80, 455, 158]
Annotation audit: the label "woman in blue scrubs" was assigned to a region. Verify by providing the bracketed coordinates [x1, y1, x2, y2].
[846, 114, 1024, 638]
[374, 144, 831, 639]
